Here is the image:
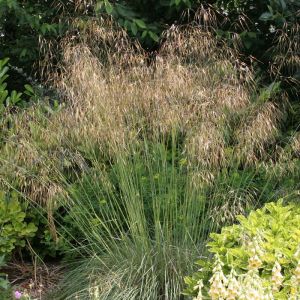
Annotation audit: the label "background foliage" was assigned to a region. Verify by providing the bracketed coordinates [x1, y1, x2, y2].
[1, 0, 299, 76]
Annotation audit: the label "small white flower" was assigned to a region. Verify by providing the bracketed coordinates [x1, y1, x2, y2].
[269, 25, 276, 33]
[294, 246, 300, 259]
[223, 9, 229, 16]
[247, 287, 261, 300]
[226, 272, 240, 300]
[290, 275, 299, 298]
[209, 257, 228, 299]
[294, 261, 300, 281]
[271, 261, 283, 291]
[239, 270, 266, 300]
[193, 279, 204, 300]
[248, 255, 262, 270]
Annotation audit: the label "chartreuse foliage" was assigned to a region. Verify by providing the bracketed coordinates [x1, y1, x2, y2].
[0, 191, 37, 257]
[184, 200, 300, 298]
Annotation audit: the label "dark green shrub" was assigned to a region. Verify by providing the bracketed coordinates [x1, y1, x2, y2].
[0, 0, 68, 73]
[26, 206, 74, 259]
[95, 0, 193, 47]
[0, 58, 37, 114]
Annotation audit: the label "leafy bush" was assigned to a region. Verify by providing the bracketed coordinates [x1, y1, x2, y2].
[0, 58, 22, 112]
[94, 0, 193, 46]
[0, 0, 68, 72]
[0, 58, 37, 114]
[0, 191, 37, 258]
[184, 200, 300, 298]
[26, 206, 74, 259]
[214, 0, 299, 88]
[0, 256, 9, 290]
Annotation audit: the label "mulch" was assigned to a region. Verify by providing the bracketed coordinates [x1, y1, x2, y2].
[3, 260, 63, 299]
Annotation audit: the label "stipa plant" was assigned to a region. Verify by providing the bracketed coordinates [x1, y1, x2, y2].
[49, 133, 269, 300]
[51, 135, 207, 299]
[0, 24, 253, 204]
[2, 21, 293, 209]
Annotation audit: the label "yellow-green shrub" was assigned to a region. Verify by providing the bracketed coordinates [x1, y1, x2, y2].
[184, 200, 300, 299]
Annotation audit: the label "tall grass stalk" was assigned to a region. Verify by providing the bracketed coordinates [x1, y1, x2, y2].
[49, 132, 265, 300]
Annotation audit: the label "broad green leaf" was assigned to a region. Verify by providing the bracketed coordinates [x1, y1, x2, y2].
[259, 12, 273, 21]
[279, 0, 287, 10]
[0, 279, 8, 290]
[183, 0, 192, 8]
[124, 20, 131, 30]
[95, 1, 103, 12]
[105, 1, 114, 14]
[20, 48, 28, 58]
[141, 30, 148, 39]
[0, 58, 9, 69]
[41, 24, 46, 35]
[24, 84, 34, 94]
[0, 67, 9, 79]
[0, 90, 8, 104]
[131, 22, 138, 35]
[149, 31, 159, 42]
[116, 4, 136, 18]
[134, 19, 147, 29]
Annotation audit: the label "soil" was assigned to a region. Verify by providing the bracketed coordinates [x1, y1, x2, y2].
[3, 260, 62, 299]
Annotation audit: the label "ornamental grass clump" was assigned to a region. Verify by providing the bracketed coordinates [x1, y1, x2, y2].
[50, 137, 225, 300]
[1, 19, 291, 208]
[184, 200, 300, 299]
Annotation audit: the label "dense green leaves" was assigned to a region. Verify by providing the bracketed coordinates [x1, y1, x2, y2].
[0, 191, 37, 257]
[0, 58, 37, 113]
[1, 0, 299, 81]
[0, 0, 64, 68]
